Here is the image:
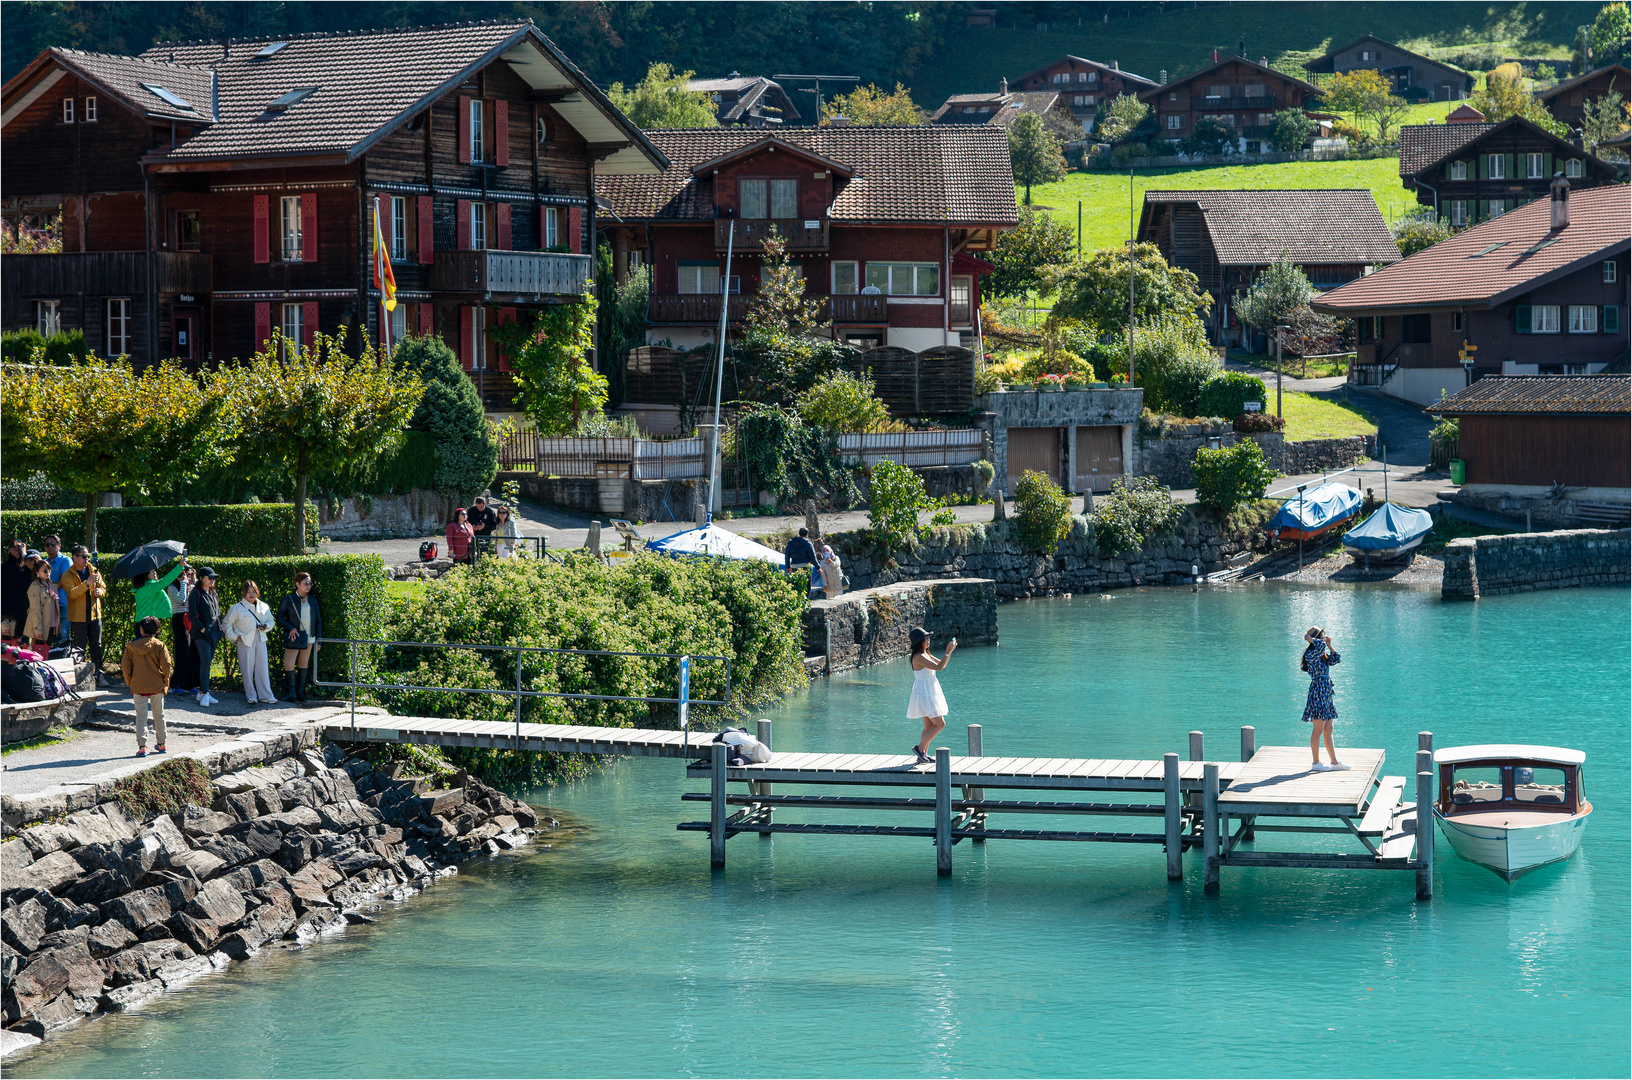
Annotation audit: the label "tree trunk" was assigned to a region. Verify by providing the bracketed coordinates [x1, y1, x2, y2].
[84, 491, 99, 553]
[294, 446, 309, 553]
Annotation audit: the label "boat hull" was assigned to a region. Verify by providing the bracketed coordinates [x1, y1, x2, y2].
[1435, 805, 1591, 881]
[1343, 534, 1426, 561]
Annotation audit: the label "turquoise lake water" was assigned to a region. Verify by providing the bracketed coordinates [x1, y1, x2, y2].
[12, 583, 1629, 1078]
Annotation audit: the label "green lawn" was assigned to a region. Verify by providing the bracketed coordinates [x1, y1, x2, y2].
[1024, 156, 1414, 253]
[385, 579, 427, 601]
[1279, 391, 1377, 441]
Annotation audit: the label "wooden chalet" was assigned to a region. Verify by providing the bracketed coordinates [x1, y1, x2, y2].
[1303, 33, 1474, 101]
[929, 81, 1075, 131]
[1008, 57, 1156, 124]
[685, 76, 802, 128]
[1397, 111, 1618, 224]
[1138, 50, 1320, 154]
[1314, 182, 1630, 405]
[1538, 64, 1630, 128]
[0, 20, 667, 413]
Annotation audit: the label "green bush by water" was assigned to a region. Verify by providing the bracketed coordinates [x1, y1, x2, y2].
[1193, 441, 1280, 513]
[1094, 476, 1185, 555]
[1015, 470, 1072, 553]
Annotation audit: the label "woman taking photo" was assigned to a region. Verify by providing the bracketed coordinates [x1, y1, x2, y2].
[445, 508, 475, 565]
[166, 565, 199, 697]
[276, 572, 323, 703]
[224, 580, 276, 705]
[907, 627, 956, 766]
[1301, 626, 1348, 772]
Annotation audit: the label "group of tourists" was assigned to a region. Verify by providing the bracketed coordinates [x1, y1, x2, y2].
[2, 536, 112, 687]
[782, 528, 844, 600]
[445, 495, 522, 564]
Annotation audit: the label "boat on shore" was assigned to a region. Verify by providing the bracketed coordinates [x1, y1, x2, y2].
[1267, 482, 1364, 543]
[1343, 503, 1435, 562]
[1433, 744, 1591, 881]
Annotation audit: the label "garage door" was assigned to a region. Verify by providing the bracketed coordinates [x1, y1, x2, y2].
[1075, 425, 1124, 493]
[1007, 426, 1062, 485]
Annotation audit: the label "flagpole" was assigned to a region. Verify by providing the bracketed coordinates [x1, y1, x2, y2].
[373, 196, 389, 353]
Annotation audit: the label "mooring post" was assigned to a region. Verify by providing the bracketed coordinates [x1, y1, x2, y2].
[1239, 726, 1256, 841]
[756, 719, 773, 837]
[1416, 742, 1434, 901]
[935, 747, 952, 876]
[1203, 763, 1221, 894]
[1163, 753, 1182, 880]
[1186, 730, 1204, 811]
[966, 724, 984, 844]
[710, 741, 727, 870]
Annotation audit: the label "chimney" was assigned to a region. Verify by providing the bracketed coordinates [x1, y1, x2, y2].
[1110, 60, 1118, 71]
[828, 114, 851, 127]
[1446, 103, 1486, 124]
[1212, 49, 1221, 63]
[1000, 76, 1009, 94]
[1160, 69, 1168, 83]
[1550, 173, 1570, 229]
[1260, 56, 1268, 66]
[1239, 38, 1246, 58]
[221, 35, 230, 60]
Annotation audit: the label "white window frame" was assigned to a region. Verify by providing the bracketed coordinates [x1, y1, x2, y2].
[677, 263, 720, 295]
[1451, 311, 1464, 332]
[865, 261, 939, 297]
[543, 206, 560, 248]
[281, 302, 304, 358]
[390, 302, 408, 344]
[1531, 304, 1560, 333]
[1449, 161, 1467, 180]
[1486, 199, 1504, 220]
[1605, 261, 1618, 284]
[1488, 154, 1505, 180]
[1447, 200, 1468, 227]
[1166, 114, 1182, 130]
[1526, 153, 1546, 179]
[61, 98, 73, 123]
[35, 300, 60, 335]
[1565, 158, 1584, 178]
[949, 275, 973, 323]
[390, 196, 406, 261]
[1568, 305, 1598, 334]
[470, 306, 487, 370]
[470, 201, 487, 251]
[106, 299, 131, 356]
[280, 195, 302, 261]
[536, 115, 548, 145]
[469, 98, 485, 163]
[832, 261, 859, 294]
[83, 96, 96, 122]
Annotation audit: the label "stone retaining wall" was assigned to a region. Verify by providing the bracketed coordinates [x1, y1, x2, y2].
[316, 491, 463, 541]
[801, 579, 998, 674]
[1137, 432, 1369, 489]
[0, 708, 545, 1051]
[1278, 436, 1370, 476]
[1441, 528, 1630, 600]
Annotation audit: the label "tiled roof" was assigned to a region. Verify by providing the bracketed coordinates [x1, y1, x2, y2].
[1142, 189, 1401, 265]
[1012, 56, 1156, 88]
[596, 126, 1019, 226]
[1139, 55, 1319, 101]
[23, 49, 216, 123]
[931, 91, 1060, 126]
[1428, 375, 1630, 416]
[1313, 184, 1632, 313]
[1539, 63, 1631, 102]
[1397, 120, 1495, 175]
[1304, 34, 1470, 79]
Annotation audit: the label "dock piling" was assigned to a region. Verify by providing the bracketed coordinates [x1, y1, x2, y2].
[757, 719, 773, 837]
[935, 747, 952, 876]
[1203, 763, 1220, 894]
[1239, 727, 1256, 841]
[1189, 731, 1204, 762]
[1163, 753, 1182, 880]
[710, 742, 727, 870]
[1416, 737, 1434, 900]
[967, 725, 985, 844]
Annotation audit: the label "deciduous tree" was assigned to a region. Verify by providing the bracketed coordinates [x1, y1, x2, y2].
[988, 206, 1075, 298]
[1008, 111, 1067, 205]
[1050, 243, 1209, 340]
[1582, 90, 1630, 154]
[489, 295, 604, 436]
[1589, 2, 1631, 68]
[1095, 93, 1150, 142]
[1471, 65, 1568, 134]
[1269, 109, 1314, 152]
[821, 83, 923, 125]
[607, 62, 718, 129]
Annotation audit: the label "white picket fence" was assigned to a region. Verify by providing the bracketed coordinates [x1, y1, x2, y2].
[535, 437, 706, 479]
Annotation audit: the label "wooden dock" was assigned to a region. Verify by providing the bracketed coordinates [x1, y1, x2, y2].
[320, 717, 720, 758]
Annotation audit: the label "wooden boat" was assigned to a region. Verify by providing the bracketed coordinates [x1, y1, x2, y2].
[1433, 745, 1591, 881]
[1342, 503, 1435, 561]
[1267, 482, 1364, 543]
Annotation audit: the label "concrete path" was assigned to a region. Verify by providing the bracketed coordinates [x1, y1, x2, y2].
[1225, 358, 1348, 395]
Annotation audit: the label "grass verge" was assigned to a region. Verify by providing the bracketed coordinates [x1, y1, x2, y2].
[110, 757, 213, 820]
[1280, 391, 1377, 441]
[0, 723, 81, 756]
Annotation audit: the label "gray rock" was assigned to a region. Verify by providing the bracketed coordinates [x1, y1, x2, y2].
[219, 791, 259, 822]
[140, 814, 190, 867]
[509, 803, 539, 828]
[260, 805, 324, 833]
[10, 850, 83, 894]
[492, 832, 529, 851]
[194, 834, 255, 869]
[164, 912, 222, 955]
[179, 806, 238, 837]
[290, 906, 345, 940]
[1, 898, 46, 953]
[87, 920, 136, 959]
[154, 953, 214, 988]
[1, 1029, 43, 1055]
[36, 891, 100, 934]
[288, 857, 343, 893]
[186, 879, 248, 926]
[276, 777, 326, 812]
[63, 868, 132, 907]
[100, 939, 193, 986]
[298, 749, 330, 776]
[252, 788, 282, 818]
[1, 838, 35, 878]
[168, 848, 228, 882]
[99, 979, 163, 1012]
[225, 820, 284, 861]
[29, 989, 86, 1032]
[218, 859, 289, 894]
[101, 877, 196, 934]
[277, 829, 322, 873]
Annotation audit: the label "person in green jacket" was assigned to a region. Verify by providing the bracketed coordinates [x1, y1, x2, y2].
[133, 558, 187, 632]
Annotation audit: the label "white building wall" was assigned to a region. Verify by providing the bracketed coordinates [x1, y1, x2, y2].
[1384, 366, 1472, 406]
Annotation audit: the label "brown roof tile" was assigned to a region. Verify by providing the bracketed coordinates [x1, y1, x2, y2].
[596, 126, 1019, 227]
[1142, 189, 1401, 265]
[1538, 63, 1631, 103]
[37, 49, 216, 123]
[1313, 184, 1632, 313]
[1397, 120, 1496, 175]
[1427, 375, 1630, 416]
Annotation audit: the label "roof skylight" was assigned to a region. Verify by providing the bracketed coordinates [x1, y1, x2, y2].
[1522, 237, 1561, 255]
[140, 83, 196, 112]
[254, 41, 291, 59]
[1467, 242, 1509, 259]
[267, 87, 318, 112]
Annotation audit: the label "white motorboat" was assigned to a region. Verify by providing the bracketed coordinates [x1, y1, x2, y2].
[1433, 744, 1591, 881]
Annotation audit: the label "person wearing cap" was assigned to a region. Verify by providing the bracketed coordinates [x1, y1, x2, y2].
[906, 626, 956, 766]
[1, 539, 30, 638]
[1301, 626, 1347, 772]
[187, 567, 224, 707]
[60, 546, 108, 685]
[40, 536, 71, 646]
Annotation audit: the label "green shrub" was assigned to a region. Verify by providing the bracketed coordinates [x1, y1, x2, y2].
[735, 404, 860, 507]
[1193, 440, 1280, 513]
[1093, 475, 1183, 554]
[0, 472, 67, 511]
[1198, 372, 1269, 419]
[1157, 356, 1219, 417]
[393, 334, 499, 498]
[320, 430, 439, 496]
[1430, 417, 1460, 442]
[1014, 470, 1071, 552]
[1234, 411, 1286, 433]
[972, 459, 996, 489]
[2, 503, 317, 558]
[867, 460, 932, 547]
[797, 369, 891, 432]
[929, 507, 957, 526]
[2, 329, 91, 365]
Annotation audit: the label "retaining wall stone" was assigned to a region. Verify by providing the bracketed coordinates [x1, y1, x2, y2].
[1440, 528, 1630, 600]
[801, 579, 997, 674]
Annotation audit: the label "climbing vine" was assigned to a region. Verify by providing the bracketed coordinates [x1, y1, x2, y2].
[733, 404, 860, 508]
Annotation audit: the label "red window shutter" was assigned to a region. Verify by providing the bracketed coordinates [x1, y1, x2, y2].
[417, 196, 434, 264]
[418, 302, 433, 337]
[494, 100, 509, 167]
[456, 200, 470, 251]
[458, 306, 473, 370]
[254, 302, 272, 351]
[458, 95, 471, 164]
[568, 206, 582, 253]
[496, 202, 511, 251]
[496, 306, 516, 371]
[302, 302, 318, 350]
[253, 195, 269, 264]
[301, 196, 318, 263]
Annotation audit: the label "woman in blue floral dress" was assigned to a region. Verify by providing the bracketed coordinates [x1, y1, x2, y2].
[1301, 627, 1348, 772]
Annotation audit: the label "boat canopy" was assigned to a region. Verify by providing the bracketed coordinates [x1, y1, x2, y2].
[1343, 503, 1434, 551]
[1267, 483, 1363, 534]
[644, 522, 785, 565]
[1435, 744, 1586, 767]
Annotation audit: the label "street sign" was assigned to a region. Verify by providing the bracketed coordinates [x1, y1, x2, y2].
[1243, 401, 1263, 412]
[1458, 343, 1478, 366]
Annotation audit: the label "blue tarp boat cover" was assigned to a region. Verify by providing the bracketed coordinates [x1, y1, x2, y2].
[1267, 482, 1364, 533]
[644, 522, 785, 565]
[1343, 503, 1434, 551]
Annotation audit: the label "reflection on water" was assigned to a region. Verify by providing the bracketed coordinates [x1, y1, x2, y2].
[11, 584, 1628, 1079]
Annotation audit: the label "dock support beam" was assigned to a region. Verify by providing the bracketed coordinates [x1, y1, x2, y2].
[967, 724, 984, 844]
[1239, 726, 1256, 841]
[757, 719, 773, 837]
[1186, 731, 1204, 813]
[935, 747, 952, 876]
[1416, 732, 1434, 901]
[1203, 763, 1220, 894]
[710, 741, 727, 870]
[1163, 753, 1182, 880]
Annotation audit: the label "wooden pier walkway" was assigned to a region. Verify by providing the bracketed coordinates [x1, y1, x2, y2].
[320, 717, 717, 758]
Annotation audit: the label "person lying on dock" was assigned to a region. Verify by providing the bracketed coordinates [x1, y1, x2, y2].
[1301, 627, 1348, 772]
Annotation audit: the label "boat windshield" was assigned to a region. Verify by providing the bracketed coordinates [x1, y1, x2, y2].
[1513, 765, 1569, 806]
[1450, 766, 1504, 805]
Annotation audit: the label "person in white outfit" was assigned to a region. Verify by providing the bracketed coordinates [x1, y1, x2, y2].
[907, 626, 956, 766]
[224, 580, 276, 704]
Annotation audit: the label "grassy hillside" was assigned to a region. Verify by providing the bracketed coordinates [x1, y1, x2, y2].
[1024, 157, 1413, 254]
[915, 1, 1592, 106]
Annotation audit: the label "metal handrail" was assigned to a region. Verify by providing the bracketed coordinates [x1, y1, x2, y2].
[311, 636, 732, 747]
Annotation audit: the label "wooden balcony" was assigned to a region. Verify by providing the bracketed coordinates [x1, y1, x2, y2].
[2, 251, 212, 296]
[432, 250, 592, 298]
[714, 217, 829, 252]
[649, 293, 888, 325]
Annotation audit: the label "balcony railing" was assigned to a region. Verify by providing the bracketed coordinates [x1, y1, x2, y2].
[432, 250, 592, 297]
[2, 251, 212, 296]
[1201, 95, 1277, 110]
[714, 218, 829, 252]
[649, 293, 888, 324]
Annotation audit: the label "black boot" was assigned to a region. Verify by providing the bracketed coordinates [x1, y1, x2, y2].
[294, 668, 308, 703]
[281, 670, 299, 702]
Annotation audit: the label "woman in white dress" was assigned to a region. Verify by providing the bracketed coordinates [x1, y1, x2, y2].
[223, 580, 276, 705]
[907, 626, 956, 765]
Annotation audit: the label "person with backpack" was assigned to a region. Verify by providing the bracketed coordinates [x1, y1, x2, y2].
[61, 546, 108, 685]
[120, 617, 172, 757]
[224, 580, 276, 705]
[22, 558, 56, 652]
[187, 567, 224, 707]
[276, 572, 323, 704]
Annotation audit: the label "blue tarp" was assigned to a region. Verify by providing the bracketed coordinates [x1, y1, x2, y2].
[1267, 482, 1364, 534]
[644, 522, 786, 565]
[1343, 503, 1435, 551]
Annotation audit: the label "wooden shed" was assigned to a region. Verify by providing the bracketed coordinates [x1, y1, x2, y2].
[1429, 375, 1630, 491]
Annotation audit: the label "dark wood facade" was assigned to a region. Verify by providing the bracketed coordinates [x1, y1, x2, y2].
[1010, 56, 1155, 119]
[1400, 119, 1617, 222]
[1303, 34, 1473, 100]
[1540, 65, 1630, 127]
[1139, 55, 1319, 151]
[1457, 413, 1630, 489]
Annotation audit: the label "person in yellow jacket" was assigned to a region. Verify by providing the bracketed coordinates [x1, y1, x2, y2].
[60, 546, 109, 685]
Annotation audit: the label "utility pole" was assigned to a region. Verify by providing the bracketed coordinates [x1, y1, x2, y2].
[1128, 170, 1136, 385]
[707, 221, 735, 518]
[1275, 324, 1287, 418]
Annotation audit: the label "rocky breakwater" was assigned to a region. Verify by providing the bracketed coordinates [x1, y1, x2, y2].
[1, 736, 544, 1054]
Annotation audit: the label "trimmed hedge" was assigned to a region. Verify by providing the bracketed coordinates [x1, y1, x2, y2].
[2, 503, 318, 558]
[100, 553, 388, 687]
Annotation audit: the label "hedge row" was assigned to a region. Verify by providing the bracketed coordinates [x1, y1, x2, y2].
[100, 553, 388, 686]
[2, 503, 318, 558]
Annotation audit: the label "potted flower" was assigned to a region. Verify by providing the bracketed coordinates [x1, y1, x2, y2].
[1038, 373, 1068, 392]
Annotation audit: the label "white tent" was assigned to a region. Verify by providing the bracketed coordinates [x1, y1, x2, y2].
[644, 522, 785, 565]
